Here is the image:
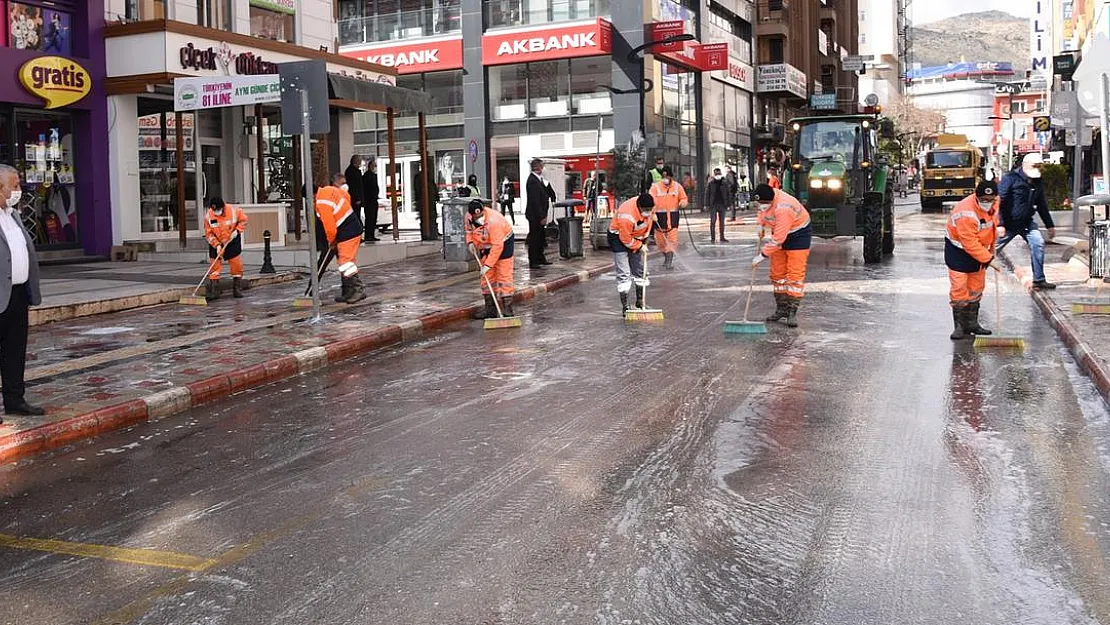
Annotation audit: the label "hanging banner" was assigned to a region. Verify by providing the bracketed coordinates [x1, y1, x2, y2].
[174, 73, 281, 111]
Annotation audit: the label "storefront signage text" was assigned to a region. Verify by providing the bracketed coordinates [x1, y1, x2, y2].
[757, 63, 807, 99]
[482, 19, 612, 65]
[646, 21, 686, 53]
[19, 56, 91, 109]
[180, 42, 279, 75]
[174, 74, 281, 112]
[714, 56, 755, 92]
[341, 38, 464, 74]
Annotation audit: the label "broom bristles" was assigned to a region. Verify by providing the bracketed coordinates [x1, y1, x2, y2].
[723, 321, 768, 334]
[1072, 302, 1110, 314]
[973, 336, 1026, 349]
[178, 295, 208, 306]
[484, 316, 522, 330]
[292, 297, 315, 308]
[624, 309, 665, 322]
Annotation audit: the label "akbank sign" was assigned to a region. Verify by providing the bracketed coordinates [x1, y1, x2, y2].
[342, 38, 464, 74]
[482, 18, 613, 65]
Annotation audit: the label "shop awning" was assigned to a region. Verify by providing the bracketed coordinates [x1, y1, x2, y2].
[327, 74, 433, 114]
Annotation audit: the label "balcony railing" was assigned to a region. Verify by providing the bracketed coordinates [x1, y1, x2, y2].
[486, 0, 610, 29]
[339, 6, 460, 47]
[758, 1, 789, 23]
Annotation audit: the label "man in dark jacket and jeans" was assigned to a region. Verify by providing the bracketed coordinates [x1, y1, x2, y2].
[998, 152, 1056, 289]
[705, 168, 731, 243]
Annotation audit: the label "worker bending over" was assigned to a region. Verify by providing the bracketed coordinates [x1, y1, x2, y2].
[945, 180, 1000, 340]
[466, 199, 516, 319]
[752, 183, 811, 328]
[608, 193, 655, 313]
[315, 172, 367, 304]
[203, 197, 248, 300]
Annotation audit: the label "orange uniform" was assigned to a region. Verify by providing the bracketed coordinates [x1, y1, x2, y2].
[768, 173, 782, 189]
[758, 189, 812, 300]
[650, 179, 686, 255]
[608, 197, 652, 253]
[945, 193, 998, 305]
[466, 207, 516, 298]
[315, 185, 363, 277]
[204, 204, 248, 280]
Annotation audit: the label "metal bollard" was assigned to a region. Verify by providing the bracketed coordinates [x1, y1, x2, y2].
[260, 230, 276, 274]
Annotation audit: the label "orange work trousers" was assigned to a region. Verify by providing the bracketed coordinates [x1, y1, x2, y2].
[335, 236, 361, 277]
[654, 228, 679, 255]
[768, 248, 810, 299]
[209, 254, 244, 279]
[948, 268, 986, 306]
[480, 256, 515, 298]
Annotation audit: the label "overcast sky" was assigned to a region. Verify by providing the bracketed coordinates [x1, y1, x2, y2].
[913, 0, 1031, 25]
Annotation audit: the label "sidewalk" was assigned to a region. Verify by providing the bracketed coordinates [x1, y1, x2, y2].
[0, 245, 619, 464]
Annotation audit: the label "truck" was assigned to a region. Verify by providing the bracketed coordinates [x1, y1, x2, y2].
[783, 113, 895, 264]
[920, 134, 983, 211]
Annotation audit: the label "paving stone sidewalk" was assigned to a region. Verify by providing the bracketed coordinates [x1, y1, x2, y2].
[0, 245, 619, 463]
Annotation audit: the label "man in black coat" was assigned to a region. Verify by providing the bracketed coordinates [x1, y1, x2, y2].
[361, 156, 380, 242]
[525, 158, 555, 268]
[343, 154, 363, 228]
[705, 168, 731, 243]
[998, 152, 1056, 289]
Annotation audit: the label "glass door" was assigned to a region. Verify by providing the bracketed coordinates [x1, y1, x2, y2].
[378, 156, 421, 230]
[200, 143, 222, 206]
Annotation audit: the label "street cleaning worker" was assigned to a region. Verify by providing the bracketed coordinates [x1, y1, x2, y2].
[203, 196, 248, 300]
[466, 199, 516, 319]
[608, 193, 655, 313]
[315, 172, 367, 304]
[752, 183, 811, 328]
[650, 166, 686, 271]
[945, 180, 1001, 340]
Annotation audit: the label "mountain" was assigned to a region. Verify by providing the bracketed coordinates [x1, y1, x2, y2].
[911, 10, 1029, 71]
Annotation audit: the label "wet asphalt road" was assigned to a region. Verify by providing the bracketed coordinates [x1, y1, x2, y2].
[6, 207, 1110, 624]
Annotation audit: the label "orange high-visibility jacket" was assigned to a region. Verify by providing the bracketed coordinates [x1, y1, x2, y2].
[466, 207, 515, 266]
[204, 204, 248, 248]
[314, 185, 355, 245]
[945, 193, 998, 272]
[609, 197, 652, 252]
[650, 180, 687, 230]
[759, 189, 811, 255]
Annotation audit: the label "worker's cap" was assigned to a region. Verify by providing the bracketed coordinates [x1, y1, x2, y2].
[467, 199, 485, 214]
[754, 184, 775, 202]
[975, 180, 999, 200]
[530, 158, 544, 167]
[636, 193, 655, 209]
[660, 166, 674, 177]
[207, 196, 225, 209]
[1021, 152, 1044, 167]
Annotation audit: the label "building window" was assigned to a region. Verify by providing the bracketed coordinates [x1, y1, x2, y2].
[249, 1, 295, 42]
[859, 9, 866, 21]
[425, 70, 464, 116]
[570, 57, 611, 115]
[125, 0, 166, 21]
[768, 38, 784, 64]
[340, 0, 460, 45]
[137, 100, 197, 235]
[489, 64, 530, 121]
[486, 0, 610, 29]
[7, 2, 73, 54]
[8, 109, 80, 247]
[197, 0, 233, 31]
[528, 60, 570, 118]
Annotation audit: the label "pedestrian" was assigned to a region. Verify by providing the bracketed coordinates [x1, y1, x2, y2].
[767, 168, 782, 190]
[724, 165, 739, 220]
[998, 152, 1056, 290]
[344, 154, 364, 233]
[752, 183, 812, 328]
[203, 197, 248, 300]
[646, 156, 665, 190]
[525, 158, 555, 268]
[466, 199, 516, 320]
[682, 171, 696, 205]
[608, 193, 655, 313]
[459, 174, 481, 198]
[735, 173, 752, 218]
[705, 167, 731, 243]
[361, 156, 380, 242]
[315, 172, 367, 304]
[499, 176, 516, 224]
[0, 164, 43, 420]
[650, 166, 686, 270]
[946, 181, 1001, 340]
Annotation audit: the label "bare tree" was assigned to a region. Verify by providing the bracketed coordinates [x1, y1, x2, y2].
[888, 99, 947, 158]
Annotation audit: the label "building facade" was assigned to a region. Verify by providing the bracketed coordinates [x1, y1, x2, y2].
[102, 0, 395, 249]
[0, 0, 111, 256]
[990, 88, 1049, 171]
[338, 0, 753, 220]
[856, 0, 899, 106]
[907, 62, 1018, 151]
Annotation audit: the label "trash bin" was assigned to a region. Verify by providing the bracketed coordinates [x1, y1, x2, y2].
[590, 216, 612, 250]
[1078, 194, 1110, 279]
[441, 196, 478, 273]
[558, 216, 585, 258]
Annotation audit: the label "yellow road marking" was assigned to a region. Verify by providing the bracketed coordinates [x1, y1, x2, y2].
[0, 533, 218, 572]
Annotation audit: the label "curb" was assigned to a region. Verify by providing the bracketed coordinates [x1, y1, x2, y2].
[0, 262, 616, 464]
[1000, 249, 1110, 402]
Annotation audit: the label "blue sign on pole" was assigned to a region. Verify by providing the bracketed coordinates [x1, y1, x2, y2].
[809, 94, 837, 110]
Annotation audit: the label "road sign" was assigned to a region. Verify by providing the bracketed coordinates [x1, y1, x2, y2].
[844, 54, 874, 62]
[809, 94, 837, 110]
[841, 60, 863, 72]
[1051, 90, 1079, 128]
[1033, 115, 1052, 132]
[279, 60, 330, 135]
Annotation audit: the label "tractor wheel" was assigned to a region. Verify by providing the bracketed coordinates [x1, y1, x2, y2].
[882, 193, 895, 255]
[863, 203, 883, 264]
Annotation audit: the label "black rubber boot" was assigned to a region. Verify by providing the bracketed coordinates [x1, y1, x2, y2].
[334, 277, 351, 303]
[232, 277, 244, 298]
[766, 294, 786, 323]
[784, 298, 800, 328]
[473, 294, 497, 319]
[950, 306, 969, 340]
[966, 302, 992, 335]
[634, 286, 645, 310]
[500, 296, 515, 317]
[620, 292, 629, 313]
[345, 275, 367, 304]
[205, 278, 219, 301]
[664, 253, 674, 270]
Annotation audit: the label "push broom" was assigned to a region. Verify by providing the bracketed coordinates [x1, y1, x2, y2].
[293, 247, 336, 308]
[722, 262, 768, 335]
[973, 266, 1025, 350]
[625, 246, 664, 322]
[179, 250, 226, 306]
[1071, 277, 1110, 314]
[471, 249, 522, 330]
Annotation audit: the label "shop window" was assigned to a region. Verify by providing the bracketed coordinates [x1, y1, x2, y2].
[570, 57, 610, 115]
[197, 0, 233, 31]
[137, 100, 198, 235]
[529, 60, 570, 119]
[12, 110, 79, 247]
[250, 1, 295, 42]
[486, 0, 609, 28]
[489, 64, 529, 121]
[126, 0, 166, 21]
[425, 70, 463, 119]
[259, 110, 292, 201]
[7, 2, 72, 54]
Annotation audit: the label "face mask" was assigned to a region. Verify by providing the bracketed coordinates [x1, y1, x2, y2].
[213, 207, 224, 215]
[663, 178, 672, 185]
[978, 200, 994, 210]
[6, 190, 21, 208]
[473, 215, 485, 226]
[758, 202, 771, 211]
[340, 184, 349, 192]
[1023, 164, 1042, 179]
[715, 174, 723, 180]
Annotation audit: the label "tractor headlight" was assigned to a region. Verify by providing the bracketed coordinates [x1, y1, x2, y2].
[810, 179, 825, 189]
[827, 178, 843, 190]
[860, 160, 871, 169]
[862, 120, 871, 129]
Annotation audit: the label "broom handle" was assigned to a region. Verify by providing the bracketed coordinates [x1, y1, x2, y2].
[641, 245, 649, 310]
[190, 248, 227, 297]
[742, 263, 757, 323]
[303, 248, 336, 297]
[995, 268, 1002, 335]
[472, 249, 504, 319]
